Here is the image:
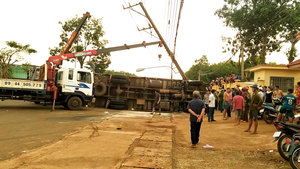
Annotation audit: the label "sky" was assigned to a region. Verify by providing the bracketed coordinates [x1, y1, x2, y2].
[0, 0, 299, 80]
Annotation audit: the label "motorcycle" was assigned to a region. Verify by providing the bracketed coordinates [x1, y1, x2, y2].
[263, 98, 285, 124]
[258, 101, 275, 119]
[287, 133, 300, 169]
[273, 121, 300, 161]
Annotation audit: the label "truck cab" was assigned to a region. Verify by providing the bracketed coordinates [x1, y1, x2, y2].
[56, 68, 94, 110]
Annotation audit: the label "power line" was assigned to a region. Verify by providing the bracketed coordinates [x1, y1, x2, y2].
[167, 0, 173, 48]
[123, 0, 160, 64]
[173, 0, 184, 55]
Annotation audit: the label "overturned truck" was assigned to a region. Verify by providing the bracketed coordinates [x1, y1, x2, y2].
[94, 74, 206, 112]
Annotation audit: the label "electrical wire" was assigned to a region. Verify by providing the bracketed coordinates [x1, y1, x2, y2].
[166, 0, 172, 49]
[123, 0, 160, 64]
[170, 0, 180, 52]
[173, 0, 184, 55]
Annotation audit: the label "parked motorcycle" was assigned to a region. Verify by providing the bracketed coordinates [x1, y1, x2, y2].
[273, 122, 300, 161]
[287, 133, 300, 169]
[263, 98, 285, 124]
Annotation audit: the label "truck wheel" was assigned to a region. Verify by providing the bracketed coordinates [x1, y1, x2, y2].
[109, 105, 125, 110]
[188, 81, 203, 86]
[67, 97, 82, 110]
[34, 101, 40, 104]
[94, 82, 107, 96]
[109, 100, 126, 105]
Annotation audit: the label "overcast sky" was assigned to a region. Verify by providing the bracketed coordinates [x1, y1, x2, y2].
[1, 0, 299, 80]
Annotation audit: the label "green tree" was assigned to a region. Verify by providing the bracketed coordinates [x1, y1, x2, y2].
[0, 41, 36, 78]
[215, 0, 299, 64]
[49, 14, 111, 71]
[280, 1, 300, 63]
[185, 55, 210, 82]
[185, 55, 256, 83]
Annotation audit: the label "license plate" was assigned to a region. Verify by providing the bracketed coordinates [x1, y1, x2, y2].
[259, 109, 264, 113]
[273, 131, 282, 138]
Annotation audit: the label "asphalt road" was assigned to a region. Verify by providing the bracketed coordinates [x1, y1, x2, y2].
[0, 100, 118, 162]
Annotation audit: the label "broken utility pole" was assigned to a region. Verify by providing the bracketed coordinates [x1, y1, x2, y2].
[123, 2, 188, 81]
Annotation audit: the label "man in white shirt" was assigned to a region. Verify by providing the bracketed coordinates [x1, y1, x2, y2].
[208, 89, 216, 122]
[203, 90, 210, 115]
[258, 87, 264, 100]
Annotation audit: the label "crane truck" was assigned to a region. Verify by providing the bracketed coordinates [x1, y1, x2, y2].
[0, 41, 162, 110]
[0, 11, 162, 110]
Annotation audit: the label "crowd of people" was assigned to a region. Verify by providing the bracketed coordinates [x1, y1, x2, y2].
[209, 72, 240, 86]
[187, 82, 300, 147]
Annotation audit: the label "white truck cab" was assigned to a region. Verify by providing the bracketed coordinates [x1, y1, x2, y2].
[56, 68, 94, 109]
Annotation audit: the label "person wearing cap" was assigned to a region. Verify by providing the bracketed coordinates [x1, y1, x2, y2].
[244, 84, 263, 134]
[242, 86, 251, 122]
[187, 90, 206, 148]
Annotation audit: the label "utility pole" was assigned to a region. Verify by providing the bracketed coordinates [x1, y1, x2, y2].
[241, 41, 245, 81]
[198, 70, 200, 81]
[124, 2, 188, 81]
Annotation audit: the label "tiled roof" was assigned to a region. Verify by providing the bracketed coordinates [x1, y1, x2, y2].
[287, 59, 300, 68]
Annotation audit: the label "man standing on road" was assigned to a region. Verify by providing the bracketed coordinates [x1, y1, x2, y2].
[187, 91, 206, 148]
[223, 88, 230, 120]
[232, 91, 244, 126]
[208, 90, 217, 122]
[151, 90, 161, 115]
[214, 91, 219, 111]
[274, 86, 284, 99]
[203, 90, 210, 115]
[219, 89, 224, 112]
[244, 84, 263, 134]
[242, 86, 251, 123]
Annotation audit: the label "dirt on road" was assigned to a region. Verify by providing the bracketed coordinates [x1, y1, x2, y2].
[0, 108, 291, 169]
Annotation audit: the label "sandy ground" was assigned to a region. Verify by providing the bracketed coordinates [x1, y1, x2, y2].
[0, 108, 292, 169]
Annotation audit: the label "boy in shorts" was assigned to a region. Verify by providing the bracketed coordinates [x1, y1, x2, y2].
[276, 89, 296, 123]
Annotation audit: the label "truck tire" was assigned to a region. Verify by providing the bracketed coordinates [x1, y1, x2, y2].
[188, 81, 203, 86]
[67, 96, 82, 110]
[94, 82, 107, 97]
[109, 105, 125, 110]
[109, 100, 126, 105]
[112, 75, 129, 80]
[111, 78, 128, 84]
[34, 101, 40, 104]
